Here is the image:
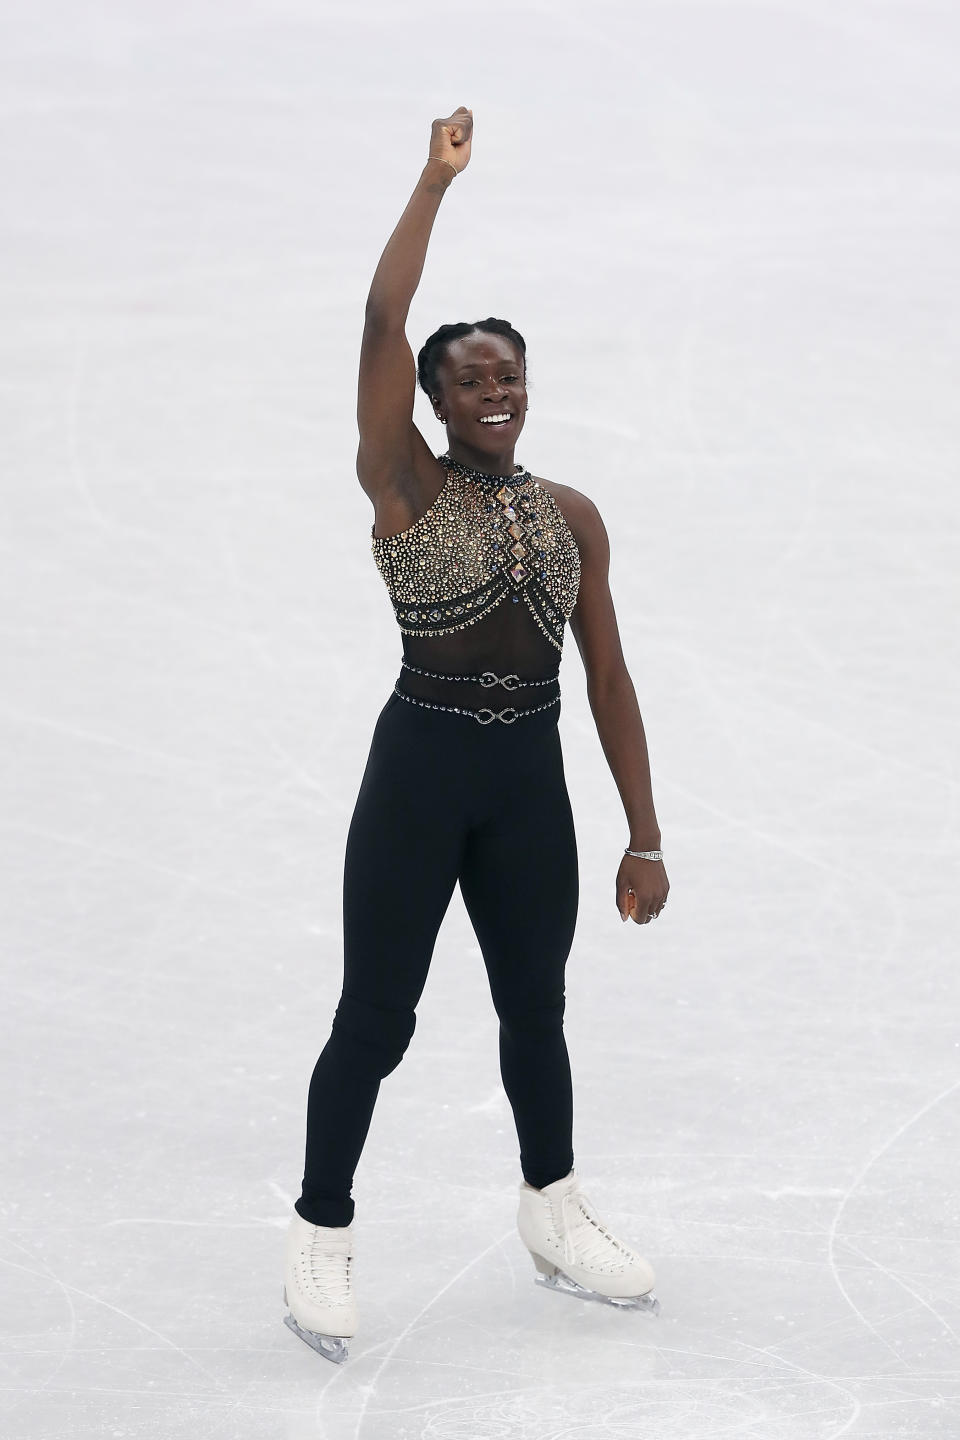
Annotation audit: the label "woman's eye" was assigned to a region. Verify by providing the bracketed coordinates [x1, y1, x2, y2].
[460, 376, 519, 385]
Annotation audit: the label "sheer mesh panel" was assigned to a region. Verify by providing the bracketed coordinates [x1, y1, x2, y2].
[395, 590, 563, 712]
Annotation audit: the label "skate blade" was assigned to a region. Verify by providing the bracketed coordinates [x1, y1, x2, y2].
[283, 1310, 350, 1362]
[532, 1257, 661, 1315]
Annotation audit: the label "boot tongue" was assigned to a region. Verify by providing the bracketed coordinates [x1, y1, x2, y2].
[541, 1170, 578, 1198]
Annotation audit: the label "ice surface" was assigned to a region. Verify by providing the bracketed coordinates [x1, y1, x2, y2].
[2, 1, 959, 1436]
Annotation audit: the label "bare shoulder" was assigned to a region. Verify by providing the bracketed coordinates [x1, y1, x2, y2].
[531, 473, 607, 554]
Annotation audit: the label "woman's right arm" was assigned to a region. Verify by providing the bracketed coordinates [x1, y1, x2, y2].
[356, 108, 473, 501]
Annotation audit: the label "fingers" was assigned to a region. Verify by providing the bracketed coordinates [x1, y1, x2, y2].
[619, 887, 666, 924]
[620, 889, 648, 924]
[447, 107, 473, 141]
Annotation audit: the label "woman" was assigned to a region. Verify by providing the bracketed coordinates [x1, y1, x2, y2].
[282, 107, 669, 1364]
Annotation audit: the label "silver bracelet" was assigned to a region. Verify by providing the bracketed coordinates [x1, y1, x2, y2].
[624, 847, 663, 860]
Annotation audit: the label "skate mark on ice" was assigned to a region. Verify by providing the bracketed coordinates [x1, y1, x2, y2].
[642, 1336, 862, 1438]
[0, 815, 274, 909]
[0, 696, 219, 773]
[660, 638, 960, 794]
[337, 1227, 517, 1439]
[826, 1075, 960, 1361]
[1, 1239, 225, 1392]
[1, 1238, 79, 1419]
[838, 1232, 960, 1354]
[99, 1216, 276, 1229]
[2, 1235, 262, 1437]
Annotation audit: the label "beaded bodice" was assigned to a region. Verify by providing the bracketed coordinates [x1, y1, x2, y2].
[371, 454, 581, 643]
[370, 453, 581, 713]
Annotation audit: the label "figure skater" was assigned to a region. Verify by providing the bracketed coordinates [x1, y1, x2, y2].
[282, 106, 670, 1363]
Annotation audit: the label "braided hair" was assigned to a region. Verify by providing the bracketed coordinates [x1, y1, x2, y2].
[416, 317, 528, 402]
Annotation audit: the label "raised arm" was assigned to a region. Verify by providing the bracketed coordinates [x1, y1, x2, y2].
[356, 108, 473, 503]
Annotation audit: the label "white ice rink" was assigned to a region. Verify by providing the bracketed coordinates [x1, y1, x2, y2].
[3, 1, 959, 1436]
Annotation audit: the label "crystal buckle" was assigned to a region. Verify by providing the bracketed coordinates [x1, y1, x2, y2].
[476, 706, 519, 725]
[479, 671, 521, 690]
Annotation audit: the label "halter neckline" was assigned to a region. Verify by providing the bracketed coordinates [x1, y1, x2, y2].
[438, 452, 530, 487]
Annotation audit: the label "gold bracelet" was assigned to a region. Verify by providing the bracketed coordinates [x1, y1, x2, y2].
[427, 155, 458, 178]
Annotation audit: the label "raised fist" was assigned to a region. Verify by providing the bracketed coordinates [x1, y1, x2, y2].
[429, 107, 473, 174]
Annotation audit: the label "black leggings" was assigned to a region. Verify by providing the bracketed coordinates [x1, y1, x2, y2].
[295, 688, 580, 1228]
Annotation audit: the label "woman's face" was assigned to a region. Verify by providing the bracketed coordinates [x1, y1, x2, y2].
[432, 332, 527, 453]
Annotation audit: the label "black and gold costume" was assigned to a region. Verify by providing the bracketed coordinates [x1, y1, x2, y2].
[296, 454, 582, 1228]
[371, 452, 581, 719]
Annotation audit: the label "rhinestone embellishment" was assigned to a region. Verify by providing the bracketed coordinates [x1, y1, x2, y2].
[400, 659, 559, 692]
[391, 682, 561, 725]
[370, 452, 581, 650]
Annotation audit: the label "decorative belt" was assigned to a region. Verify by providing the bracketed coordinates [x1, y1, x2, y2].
[400, 659, 559, 691]
[393, 661, 561, 725]
[393, 684, 560, 725]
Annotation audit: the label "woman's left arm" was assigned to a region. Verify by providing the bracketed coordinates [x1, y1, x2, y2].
[562, 486, 670, 927]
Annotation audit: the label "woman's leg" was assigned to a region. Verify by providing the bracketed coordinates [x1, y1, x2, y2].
[458, 723, 579, 1190]
[296, 697, 467, 1227]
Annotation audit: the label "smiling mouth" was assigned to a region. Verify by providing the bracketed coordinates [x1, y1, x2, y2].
[478, 413, 514, 427]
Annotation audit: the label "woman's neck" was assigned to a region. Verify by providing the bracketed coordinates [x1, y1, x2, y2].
[443, 442, 518, 478]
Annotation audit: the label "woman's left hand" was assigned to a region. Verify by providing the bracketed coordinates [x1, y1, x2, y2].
[617, 854, 669, 925]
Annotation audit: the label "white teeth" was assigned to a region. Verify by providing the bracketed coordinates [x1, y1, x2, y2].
[480, 413, 512, 424]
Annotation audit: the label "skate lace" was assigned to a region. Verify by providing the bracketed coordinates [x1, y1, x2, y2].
[558, 1188, 632, 1270]
[306, 1237, 352, 1305]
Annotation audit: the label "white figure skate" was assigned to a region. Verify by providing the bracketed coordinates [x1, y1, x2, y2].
[517, 1169, 661, 1315]
[282, 1212, 358, 1363]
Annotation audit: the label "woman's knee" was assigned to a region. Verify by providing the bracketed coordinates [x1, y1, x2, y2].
[497, 995, 566, 1039]
[330, 990, 417, 1077]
